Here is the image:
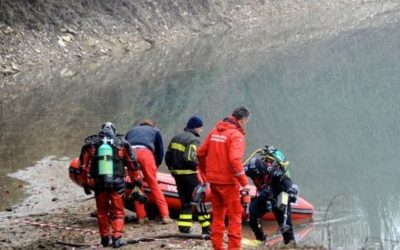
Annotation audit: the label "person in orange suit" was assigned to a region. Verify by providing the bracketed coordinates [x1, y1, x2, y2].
[197, 107, 251, 250]
[79, 122, 141, 248]
[125, 119, 172, 224]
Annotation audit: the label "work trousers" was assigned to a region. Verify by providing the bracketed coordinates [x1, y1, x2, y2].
[249, 195, 295, 244]
[95, 189, 125, 239]
[210, 183, 243, 250]
[174, 174, 210, 233]
[133, 147, 169, 218]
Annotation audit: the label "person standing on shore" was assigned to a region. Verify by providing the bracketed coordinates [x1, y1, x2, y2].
[125, 119, 172, 224]
[197, 107, 251, 250]
[165, 116, 211, 235]
[79, 122, 141, 248]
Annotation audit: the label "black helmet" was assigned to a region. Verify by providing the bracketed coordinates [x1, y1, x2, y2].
[100, 122, 117, 137]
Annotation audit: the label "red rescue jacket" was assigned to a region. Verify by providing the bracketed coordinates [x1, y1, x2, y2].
[197, 117, 248, 186]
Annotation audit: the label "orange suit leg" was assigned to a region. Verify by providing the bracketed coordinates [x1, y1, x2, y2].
[136, 148, 169, 217]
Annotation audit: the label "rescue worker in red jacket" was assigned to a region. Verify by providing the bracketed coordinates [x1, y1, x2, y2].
[165, 116, 211, 235]
[197, 107, 251, 250]
[125, 119, 172, 224]
[79, 122, 141, 248]
[244, 146, 297, 245]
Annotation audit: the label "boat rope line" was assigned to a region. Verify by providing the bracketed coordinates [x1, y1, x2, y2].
[10, 217, 98, 235]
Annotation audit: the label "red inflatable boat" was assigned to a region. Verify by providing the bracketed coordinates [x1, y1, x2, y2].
[69, 158, 314, 222]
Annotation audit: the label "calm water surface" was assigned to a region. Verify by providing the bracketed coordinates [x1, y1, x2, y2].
[1, 21, 400, 249]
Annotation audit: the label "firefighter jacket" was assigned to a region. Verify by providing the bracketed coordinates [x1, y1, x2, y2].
[197, 117, 248, 186]
[165, 128, 200, 175]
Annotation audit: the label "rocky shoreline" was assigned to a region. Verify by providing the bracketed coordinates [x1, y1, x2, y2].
[0, 157, 318, 249]
[1, 1, 399, 77]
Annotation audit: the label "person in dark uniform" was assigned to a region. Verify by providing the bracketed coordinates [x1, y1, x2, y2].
[165, 116, 211, 235]
[244, 146, 298, 246]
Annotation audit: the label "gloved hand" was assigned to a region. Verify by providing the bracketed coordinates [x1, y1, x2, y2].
[83, 185, 92, 196]
[287, 188, 297, 203]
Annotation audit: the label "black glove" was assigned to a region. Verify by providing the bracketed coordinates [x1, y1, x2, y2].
[287, 188, 297, 203]
[83, 185, 92, 196]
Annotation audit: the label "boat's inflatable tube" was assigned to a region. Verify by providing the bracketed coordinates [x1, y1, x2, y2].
[69, 158, 314, 221]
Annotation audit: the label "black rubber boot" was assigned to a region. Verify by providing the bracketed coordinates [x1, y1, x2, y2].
[112, 237, 127, 248]
[249, 217, 266, 241]
[201, 226, 211, 236]
[100, 236, 110, 247]
[282, 228, 296, 245]
[179, 227, 191, 234]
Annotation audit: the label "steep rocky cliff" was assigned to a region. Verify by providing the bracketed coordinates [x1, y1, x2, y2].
[0, 0, 399, 75]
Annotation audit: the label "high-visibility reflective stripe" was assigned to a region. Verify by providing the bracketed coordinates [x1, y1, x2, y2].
[201, 221, 211, 227]
[234, 170, 245, 176]
[179, 214, 193, 220]
[171, 169, 197, 175]
[171, 143, 185, 152]
[187, 144, 197, 161]
[177, 221, 192, 227]
[198, 215, 210, 221]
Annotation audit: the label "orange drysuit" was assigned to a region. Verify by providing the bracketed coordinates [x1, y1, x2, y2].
[80, 134, 140, 240]
[133, 147, 170, 219]
[197, 116, 249, 250]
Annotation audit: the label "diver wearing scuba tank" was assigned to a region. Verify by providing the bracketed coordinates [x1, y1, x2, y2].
[79, 122, 141, 248]
[244, 146, 298, 245]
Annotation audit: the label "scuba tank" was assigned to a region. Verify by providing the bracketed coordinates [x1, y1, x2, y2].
[98, 137, 114, 185]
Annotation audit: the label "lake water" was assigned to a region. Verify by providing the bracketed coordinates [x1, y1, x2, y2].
[1, 19, 400, 249]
